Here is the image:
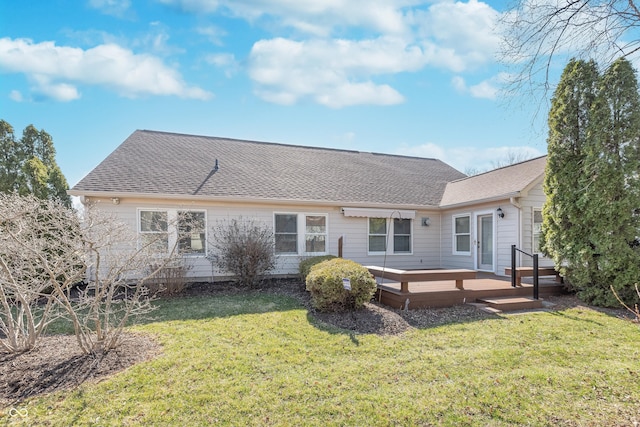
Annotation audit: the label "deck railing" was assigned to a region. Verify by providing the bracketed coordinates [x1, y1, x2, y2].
[511, 244, 539, 300]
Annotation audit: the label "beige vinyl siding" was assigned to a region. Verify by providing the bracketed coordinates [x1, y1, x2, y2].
[440, 209, 474, 270]
[336, 211, 441, 270]
[440, 201, 520, 274]
[85, 197, 441, 279]
[518, 182, 553, 268]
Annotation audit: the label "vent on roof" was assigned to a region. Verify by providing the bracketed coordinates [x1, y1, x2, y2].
[214, 159, 219, 171]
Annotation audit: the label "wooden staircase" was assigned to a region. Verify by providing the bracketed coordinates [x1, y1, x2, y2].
[475, 296, 544, 313]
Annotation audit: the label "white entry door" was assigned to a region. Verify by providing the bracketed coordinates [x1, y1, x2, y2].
[477, 214, 494, 271]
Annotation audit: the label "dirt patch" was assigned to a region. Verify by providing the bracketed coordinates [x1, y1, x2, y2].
[0, 332, 160, 408]
[0, 280, 627, 408]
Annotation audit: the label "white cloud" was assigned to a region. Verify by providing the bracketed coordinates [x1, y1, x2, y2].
[205, 53, 240, 77]
[197, 25, 227, 46]
[159, 0, 410, 35]
[158, 0, 505, 108]
[9, 90, 23, 102]
[248, 37, 425, 107]
[396, 142, 544, 173]
[411, 0, 501, 72]
[0, 37, 212, 101]
[451, 73, 509, 100]
[88, 0, 132, 18]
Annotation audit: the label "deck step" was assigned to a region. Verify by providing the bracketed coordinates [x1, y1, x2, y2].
[476, 297, 543, 312]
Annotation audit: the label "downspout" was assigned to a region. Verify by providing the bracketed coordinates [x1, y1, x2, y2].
[510, 197, 523, 268]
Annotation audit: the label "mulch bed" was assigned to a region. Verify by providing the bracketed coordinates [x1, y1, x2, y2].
[0, 279, 632, 408]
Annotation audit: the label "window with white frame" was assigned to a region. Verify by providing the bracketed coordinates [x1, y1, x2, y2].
[139, 209, 207, 255]
[275, 213, 328, 255]
[453, 214, 471, 254]
[305, 215, 326, 253]
[368, 217, 413, 254]
[139, 210, 169, 252]
[533, 209, 543, 253]
[178, 211, 206, 255]
[368, 218, 387, 252]
[275, 214, 298, 254]
[393, 218, 412, 253]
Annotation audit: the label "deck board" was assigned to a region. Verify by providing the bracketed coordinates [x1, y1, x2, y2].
[375, 275, 565, 310]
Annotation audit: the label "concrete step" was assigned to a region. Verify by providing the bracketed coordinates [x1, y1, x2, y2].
[476, 296, 543, 312]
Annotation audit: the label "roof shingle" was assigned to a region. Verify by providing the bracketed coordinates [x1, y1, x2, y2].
[71, 130, 467, 207]
[440, 156, 547, 207]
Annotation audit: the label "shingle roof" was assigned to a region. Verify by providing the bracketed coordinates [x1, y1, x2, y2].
[71, 130, 467, 207]
[439, 156, 547, 207]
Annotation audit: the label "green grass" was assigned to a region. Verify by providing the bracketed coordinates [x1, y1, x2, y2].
[3, 294, 640, 426]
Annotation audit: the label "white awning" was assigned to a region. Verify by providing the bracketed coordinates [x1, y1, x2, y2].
[341, 207, 416, 219]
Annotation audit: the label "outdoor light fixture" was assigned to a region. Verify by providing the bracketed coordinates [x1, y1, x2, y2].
[497, 207, 504, 218]
[112, 197, 120, 205]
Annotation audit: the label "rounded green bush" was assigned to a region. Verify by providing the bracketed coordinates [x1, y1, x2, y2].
[298, 255, 338, 280]
[305, 258, 377, 312]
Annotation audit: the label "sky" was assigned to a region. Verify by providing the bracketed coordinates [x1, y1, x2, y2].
[0, 0, 551, 188]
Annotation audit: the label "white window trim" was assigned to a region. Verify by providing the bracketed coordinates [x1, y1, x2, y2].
[303, 214, 329, 256]
[367, 217, 414, 256]
[452, 213, 472, 256]
[177, 209, 208, 257]
[532, 207, 543, 255]
[274, 212, 329, 256]
[137, 208, 208, 257]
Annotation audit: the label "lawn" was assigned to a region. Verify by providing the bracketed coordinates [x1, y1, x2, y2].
[2, 293, 639, 426]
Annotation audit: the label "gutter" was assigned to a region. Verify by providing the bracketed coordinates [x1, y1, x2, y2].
[439, 192, 521, 210]
[68, 190, 440, 211]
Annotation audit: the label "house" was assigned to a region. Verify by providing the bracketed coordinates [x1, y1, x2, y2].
[69, 130, 549, 280]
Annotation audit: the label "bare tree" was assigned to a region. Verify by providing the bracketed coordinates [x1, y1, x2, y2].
[0, 193, 84, 353]
[502, 0, 640, 101]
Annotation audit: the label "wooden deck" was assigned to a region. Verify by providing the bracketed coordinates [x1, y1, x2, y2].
[374, 273, 565, 310]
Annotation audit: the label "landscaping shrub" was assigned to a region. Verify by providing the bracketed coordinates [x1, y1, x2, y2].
[299, 255, 337, 280]
[305, 258, 377, 312]
[209, 218, 276, 288]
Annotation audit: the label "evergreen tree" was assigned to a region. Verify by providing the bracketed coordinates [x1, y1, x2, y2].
[542, 58, 640, 306]
[541, 59, 600, 288]
[580, 58, 640, 305]
[0, 120, 71, 207]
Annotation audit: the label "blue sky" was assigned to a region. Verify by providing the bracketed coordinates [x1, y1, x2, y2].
[0, 0, 550, 188]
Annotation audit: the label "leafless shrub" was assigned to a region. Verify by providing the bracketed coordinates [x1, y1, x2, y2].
[0, 193, 185, 355]
[209, 218, 276, 288]
[69, 203, 184, 354]
[146, 258, 192, 295]
[0, 193, 85, 353]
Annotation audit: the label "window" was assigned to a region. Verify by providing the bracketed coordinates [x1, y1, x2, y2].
[275, 213, 329, 255]
[368, 217, 412, 254]
[368, 218, 387, 252]
[139, 210, 168, 252]
[393, 218, 411, 253]
[275, 214, 298, 254]
[533, 209, 543, 253]
[454, 214, 471, 254]
[139, 209, 207, 255]
[305, 215, 326, 253]
[178, 211, 206, 255]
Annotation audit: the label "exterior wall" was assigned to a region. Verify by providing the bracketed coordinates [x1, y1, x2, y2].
[83, 181, 551, 281]
[518, 181, 553, 267]
[83, 196, 441, 280]
[440, 201, 519, 276]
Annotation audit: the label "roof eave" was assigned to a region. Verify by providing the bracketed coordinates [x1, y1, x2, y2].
[439, 192, 521, 210]
[68, 190, 440, 210]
